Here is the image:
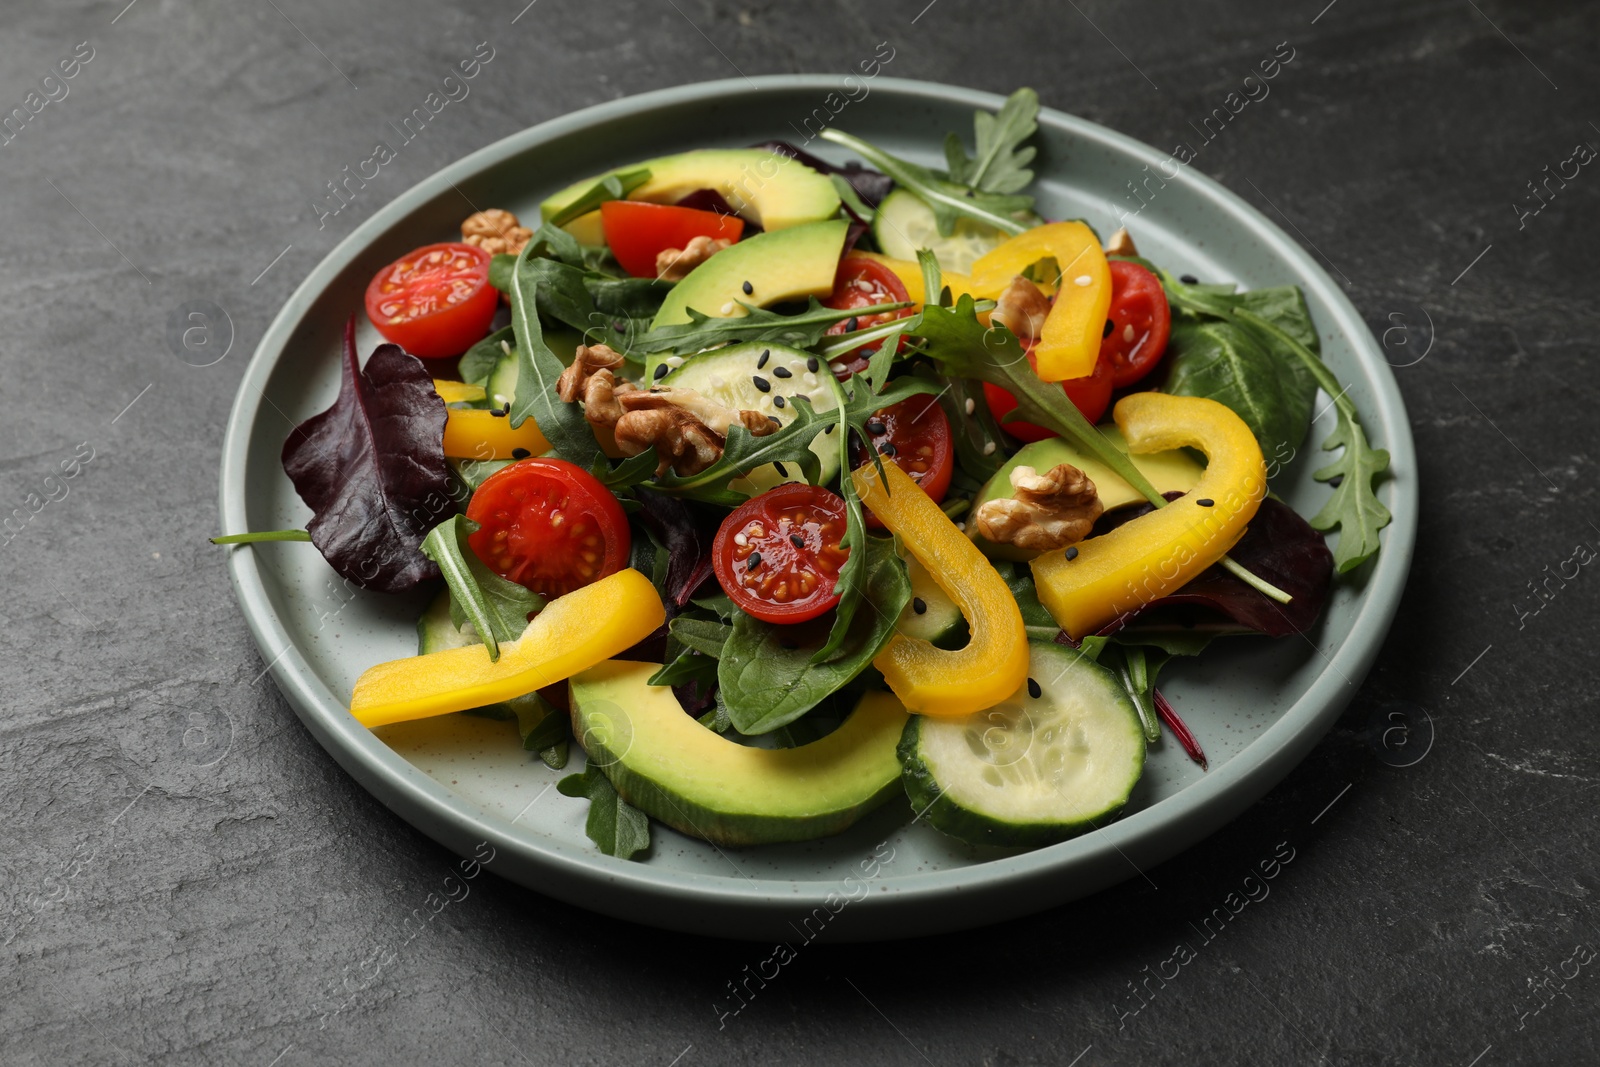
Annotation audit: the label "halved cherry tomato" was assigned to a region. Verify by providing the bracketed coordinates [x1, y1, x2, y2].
[849, 395, 955, 529]
[466, 458, 631, 600]
[713, 483, 850, 624]
[982, 346, 1115, 442]
[364, 242, 498, 359]
[1101, 260, 1172, 388]
[822, 254, 916, 379]
[600, 201, 745, 278]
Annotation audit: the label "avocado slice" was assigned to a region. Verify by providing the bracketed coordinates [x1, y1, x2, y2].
[647, 218, 848, 331]
[568, 660, 908, 847]
[972, 428, 1205, 560]
[542, 148, 841, 234]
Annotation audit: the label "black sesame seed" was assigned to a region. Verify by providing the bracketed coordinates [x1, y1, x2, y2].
[772, 365, 792, 379]
[774, 461, 788, 478]
[752, 375, 771, 392]
[511, 448, 531, 459]
[1103, 319, 1115, 338]
[1327, 475, 1344, 488]
[742, 280, 754, 295]
[1065, 546, 1080, 561]
[824, 424, 835, 434]
[1180, 274, 1198, 285]
[1195, 498, 1215, 508]
[845, 316, 858, 332]
[503, 401, 512, 413]
[653, 363, 670, 380]
[912, 597, 927, 615]
[791, 534, 805, 548]
[806, 356, 819, 373]
[773, 394, 787, 409]
[490, 407, 508, 418]
[747, 552, 762, 571]
[879, 442, 897, 457]
[866, 419, 886, 435]
[1027, 677, 1042, 699]
[757, 349, 770, 369]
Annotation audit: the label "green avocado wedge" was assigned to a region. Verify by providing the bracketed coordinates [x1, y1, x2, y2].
[648, 219, 849, 330]
[540, 148, 842, 233]
[569, 660, 909, 847]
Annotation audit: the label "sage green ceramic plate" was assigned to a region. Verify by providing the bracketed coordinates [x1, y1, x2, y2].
[218, 76, 1416, 941]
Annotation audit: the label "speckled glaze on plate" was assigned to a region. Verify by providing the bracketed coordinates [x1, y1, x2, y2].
[218, 77, 1416, 941]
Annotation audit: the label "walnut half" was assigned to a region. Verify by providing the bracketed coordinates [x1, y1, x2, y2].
[611, 388, 777, 477]
[990, 275, 1051, 342]
[655, 235, 732, 282]
[461, 208, 533, 257]
[974, 463, 1103, 553]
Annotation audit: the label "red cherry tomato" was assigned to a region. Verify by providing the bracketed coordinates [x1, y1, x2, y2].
[600, 201, 745, 278]
[364, 242, 498, 359]
[465, 458, 631, 600]
[849, 395, 955, 528]
[822, 255, 915, 379]
[982, 347, 1115, 442]
[1100, 260, 1172, 388]
[713, 484, 851, 624]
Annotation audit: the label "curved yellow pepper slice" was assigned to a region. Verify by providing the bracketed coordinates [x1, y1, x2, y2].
[852, 460, 1029, 718]
[433, 379, 486, 405]
[351, 568, 664, 728]
[1031, 393, 1267, 638]
[968, 222, 1111, 382]
[441, 407, 551, 460]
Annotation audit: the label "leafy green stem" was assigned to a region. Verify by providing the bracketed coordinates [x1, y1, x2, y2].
[210, 529, 312, 544]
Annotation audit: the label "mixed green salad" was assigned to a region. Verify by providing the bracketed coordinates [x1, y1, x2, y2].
[218, 88, 1390, 859]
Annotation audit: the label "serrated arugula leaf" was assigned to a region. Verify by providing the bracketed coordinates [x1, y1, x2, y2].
[626, 298, 907, 359]
[507, 249, 605, 467]
[646, 395, 834, 506]
[718, 535, 909, 734]
[1231, 308, 1390, 572]
[944, 87, 1039, 195]
[556, 765, 650, 860]
[419, 515, 544, 660]
[820, 128, 1030, 238]
[548, 167, 651, 228]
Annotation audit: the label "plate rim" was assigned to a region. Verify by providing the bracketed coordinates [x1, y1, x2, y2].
[219, 74, 1418, 937]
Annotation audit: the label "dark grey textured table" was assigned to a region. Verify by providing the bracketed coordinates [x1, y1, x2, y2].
[4, 1, 1595, 1063]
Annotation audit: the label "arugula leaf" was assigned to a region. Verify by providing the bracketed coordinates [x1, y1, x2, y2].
[1234, 308, 1392, 574]
[830, 172, 876, 222]
[557, 765, 650, 860]
[547, 167, 651, 228]
[626, 298, 907, 358]
[507, 250, 606, 468]
[820, 128, 1030, 237]
[813, 373, 871, 663]
[420, 515, 544, 660]
[717, 534, 910, 734]
[944, 87, 1039, 195]
[506, 691, 569, 753]
[646, 396, 833, 506]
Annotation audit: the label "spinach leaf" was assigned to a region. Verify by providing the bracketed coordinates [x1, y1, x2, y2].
[280, 318, 452, 593]
[717, 535, 910, 735]
[557, 765, 650, 860]
[1163, 319, 1305, 460]
[507, 251, 605, 468]
[419, 515, 544, 659]
[943, 87, 1039, 196]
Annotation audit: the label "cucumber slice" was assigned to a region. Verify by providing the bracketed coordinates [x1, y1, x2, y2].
[895, 552, 966, 647]
[899, 642, 1145, 847]
[659, 341, 840, 495]
[486, 347, 519, 409]
[872, 188, 1010, 275]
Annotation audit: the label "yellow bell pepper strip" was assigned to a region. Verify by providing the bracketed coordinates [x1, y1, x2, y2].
[852, 460, 1029, 718]
[1031, 393, 1268, 639]
[441, 406, 551, 460]
[968, 222, 1111, 382]
[854, 252, 977, 308]
[433, 379, 486, 405]
[350, 568, 664, 728]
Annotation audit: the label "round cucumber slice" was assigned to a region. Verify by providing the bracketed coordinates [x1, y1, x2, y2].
[659, 341, 839, 495]
[898, 642, 1145, 848]
[873, 188, 1010, 275]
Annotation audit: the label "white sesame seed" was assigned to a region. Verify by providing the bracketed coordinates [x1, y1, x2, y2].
[957, 522, 966, 532]
[733, 533, 748, 547]
[1074, 275, 1093, 287]
[493, 394, 509, 406]
[720, 301, 737, 315]
[982, 441, 997, 455]
[500, 340, 512, 355]
[829, 362, 847, 375]
[665, 355, 685, 368]
[965, 398, 976, 415]
[1123, 324, 1136, 343]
